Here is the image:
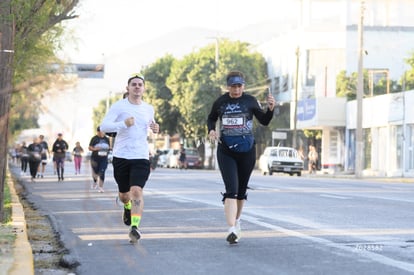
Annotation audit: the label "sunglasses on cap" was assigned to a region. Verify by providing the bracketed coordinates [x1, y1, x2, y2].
[230, 84, 243, 88]
[127, 73, 145, 84]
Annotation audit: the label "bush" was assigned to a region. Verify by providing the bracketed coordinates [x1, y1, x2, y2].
[1, 180, 12, 224]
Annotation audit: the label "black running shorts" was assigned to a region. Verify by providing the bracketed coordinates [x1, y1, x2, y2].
[112, 157, 151, 193]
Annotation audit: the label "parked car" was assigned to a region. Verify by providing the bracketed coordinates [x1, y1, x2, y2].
[184, 148, 203, 169]
[156, 149, 169, 168]
[258, 146, 304, 176]
[165, 149, 179, 168]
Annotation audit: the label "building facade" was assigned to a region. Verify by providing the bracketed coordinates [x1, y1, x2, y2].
[257, 0, 414, 176]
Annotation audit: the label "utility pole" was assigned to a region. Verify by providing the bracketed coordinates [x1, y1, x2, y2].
[293, 47, 300, 149]
[355, 0, 365, 178]
[207, 36, 220, 170]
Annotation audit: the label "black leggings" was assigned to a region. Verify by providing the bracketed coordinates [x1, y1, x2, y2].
[21, 157, 28, 172]
[91, 156, 108, 182]
[29, 160, 40, 178]
[217, 144, 256, 201]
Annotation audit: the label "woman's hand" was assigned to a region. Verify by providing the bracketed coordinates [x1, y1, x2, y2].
[267, 93, 276, 111]
[208, 130, 218, 143]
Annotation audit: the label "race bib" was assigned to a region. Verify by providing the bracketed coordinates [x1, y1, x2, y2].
[98, 151, 108, 157]
[31, 152, 41, 160]
[222, 116, 244, 128]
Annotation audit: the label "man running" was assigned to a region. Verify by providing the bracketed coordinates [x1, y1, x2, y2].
[100, 73, 159, 243]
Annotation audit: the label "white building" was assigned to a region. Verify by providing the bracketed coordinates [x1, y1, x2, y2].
[347, 90, 414, 177]
[257, 0, 414, 176]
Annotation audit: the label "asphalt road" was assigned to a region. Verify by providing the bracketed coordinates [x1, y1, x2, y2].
[12, 161, 414, 275]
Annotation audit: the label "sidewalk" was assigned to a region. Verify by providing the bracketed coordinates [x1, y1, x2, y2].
[3, 169, 34, 275]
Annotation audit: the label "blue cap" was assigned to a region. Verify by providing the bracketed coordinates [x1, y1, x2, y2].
[227, 75, 245, 86]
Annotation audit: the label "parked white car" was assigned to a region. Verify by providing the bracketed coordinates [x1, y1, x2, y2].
[165, 149, 179, 168]
[258, 146, 304, 176]
[156, 150, 169, 168]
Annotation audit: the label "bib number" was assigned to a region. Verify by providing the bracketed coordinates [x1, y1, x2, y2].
[222, 116, 244, 127]
[98, 151, 108, 157]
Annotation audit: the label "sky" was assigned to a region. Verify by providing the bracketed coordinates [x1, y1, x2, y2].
[59, 0, 292, 63]
[43, 0, 296, 146]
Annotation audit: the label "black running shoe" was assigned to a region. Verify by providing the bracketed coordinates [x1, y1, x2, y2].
[226, 231, 239, 244]
[129, 226, 141, 243]
[123, 207, 131, 226]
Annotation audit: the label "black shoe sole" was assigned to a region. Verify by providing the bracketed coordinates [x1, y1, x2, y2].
[129, 229, 141, 243]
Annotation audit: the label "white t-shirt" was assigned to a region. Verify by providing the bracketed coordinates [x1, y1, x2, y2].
[100, 98, 154, 160]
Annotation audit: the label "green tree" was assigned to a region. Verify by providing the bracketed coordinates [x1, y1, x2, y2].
[336, 68, 406, 100]
[0, 0, 79, 221]
[10, 0, 79, 137]
[92, 95, 122, 132]
[336, 69, 373, 100]
[142, 54, 180, 135]
[403, 53, 414, 90]
[336, 70, 357, 100]
[167, 39, 268, 145]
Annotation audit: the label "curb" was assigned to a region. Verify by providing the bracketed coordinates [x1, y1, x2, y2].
[6, 170, 34, 275]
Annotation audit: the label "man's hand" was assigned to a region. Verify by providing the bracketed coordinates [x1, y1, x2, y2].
[150, 121, 159, 134]
[124, 117, 135, 127]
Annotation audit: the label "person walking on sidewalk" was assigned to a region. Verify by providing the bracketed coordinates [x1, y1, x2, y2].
[72, 141, 84, 175]
[88, 128, 110, 192]
[207, 70, 275, 244]
[19, 141, 29, 176]
[52, 133, 69, 181]
[100, 73, 159, 243]
[308, 145, 319, 174]
[178, 144, 187, 169]
[27, 137, 43, 182]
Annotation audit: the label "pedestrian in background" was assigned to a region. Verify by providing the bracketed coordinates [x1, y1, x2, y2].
[207, 70, 275, 244]
[297, 146, 305, 161]
[100, 73, 159, 243]
[37, 134, 50, 178]
[72, 141, 84, 175]
[52, 133, 69, 181]
[178, 144, 187, 169]
[88, 127, 110, 192]
[28, 137, 43, 182]
[19, 141, 29, 176]
[10, 145, 18, 164]
[308, 145, 318, 174]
